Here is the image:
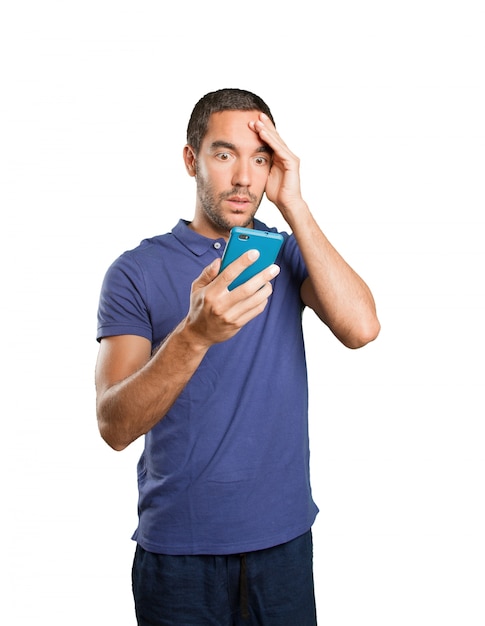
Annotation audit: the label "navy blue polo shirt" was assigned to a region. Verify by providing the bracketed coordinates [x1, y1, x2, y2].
[97, 219, 319, 555]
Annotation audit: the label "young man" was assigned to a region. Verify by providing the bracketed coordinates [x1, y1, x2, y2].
[95, 88, 380, 625]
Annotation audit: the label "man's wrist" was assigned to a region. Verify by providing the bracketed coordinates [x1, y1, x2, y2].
[279, 199, 310, 225]
[175, 317, 213, 354]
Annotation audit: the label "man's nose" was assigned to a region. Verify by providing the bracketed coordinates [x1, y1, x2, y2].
[231, 160, 251, 188]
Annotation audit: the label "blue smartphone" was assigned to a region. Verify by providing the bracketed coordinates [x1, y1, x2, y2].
[219, 227, 284, 291]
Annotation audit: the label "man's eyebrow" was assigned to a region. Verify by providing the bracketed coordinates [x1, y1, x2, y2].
[255, 145, 272, 154]
[209, 140, 272, 154]
[209, 140, 236, 151]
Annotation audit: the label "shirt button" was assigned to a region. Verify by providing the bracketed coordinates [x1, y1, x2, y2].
[213, 242, 222, 249]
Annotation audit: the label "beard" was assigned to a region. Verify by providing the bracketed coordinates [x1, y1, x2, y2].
[196, 170, 263, 233]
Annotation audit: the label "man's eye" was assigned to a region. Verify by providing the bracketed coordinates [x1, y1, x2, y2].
[217, 152, 231, 161]
[255, 156, 268, 165]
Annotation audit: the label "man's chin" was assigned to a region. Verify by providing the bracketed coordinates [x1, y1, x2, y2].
[228, 213, 256, 229]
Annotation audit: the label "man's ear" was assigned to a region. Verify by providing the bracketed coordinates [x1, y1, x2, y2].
[183, 145, 197, 177]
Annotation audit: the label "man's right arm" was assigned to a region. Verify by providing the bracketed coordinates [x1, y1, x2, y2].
[95, 251, 280, 451]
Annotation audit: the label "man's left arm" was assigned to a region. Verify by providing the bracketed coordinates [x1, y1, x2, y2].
[250, 114, 380, 349]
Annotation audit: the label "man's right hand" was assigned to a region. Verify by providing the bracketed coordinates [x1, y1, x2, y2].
[185, 250, 280, 348]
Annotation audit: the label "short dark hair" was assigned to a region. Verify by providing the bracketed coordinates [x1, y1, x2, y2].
[186, 88, 275, 154]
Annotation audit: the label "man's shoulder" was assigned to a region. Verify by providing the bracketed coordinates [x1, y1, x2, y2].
[117, 222, 185, 262]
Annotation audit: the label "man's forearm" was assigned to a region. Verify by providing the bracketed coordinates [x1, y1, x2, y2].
[287, 203, 380, 348]
[97, 320, 209, 451]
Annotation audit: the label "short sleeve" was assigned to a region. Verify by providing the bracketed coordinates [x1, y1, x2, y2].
[96, 252, 152, 342]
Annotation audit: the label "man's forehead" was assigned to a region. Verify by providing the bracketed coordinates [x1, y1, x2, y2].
[204, 110, 267, 148]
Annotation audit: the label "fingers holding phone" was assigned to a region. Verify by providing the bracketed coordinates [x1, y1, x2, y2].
[218, 227, 283, 291]
[186, 229, 282, 345]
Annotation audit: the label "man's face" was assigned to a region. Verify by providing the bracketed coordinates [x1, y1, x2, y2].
[188, 110, 272, 238]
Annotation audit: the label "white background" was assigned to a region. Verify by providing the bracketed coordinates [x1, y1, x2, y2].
[1, 1, 484, 624]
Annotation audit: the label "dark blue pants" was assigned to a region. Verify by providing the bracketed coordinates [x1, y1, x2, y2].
[132, 530, 317, 625]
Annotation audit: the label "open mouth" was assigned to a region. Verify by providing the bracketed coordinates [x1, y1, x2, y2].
[226, 196, 251, 209]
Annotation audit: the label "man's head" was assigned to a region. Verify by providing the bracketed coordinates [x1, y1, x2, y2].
[184, 89, 275, 238]
[187, 88, 274, 155]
